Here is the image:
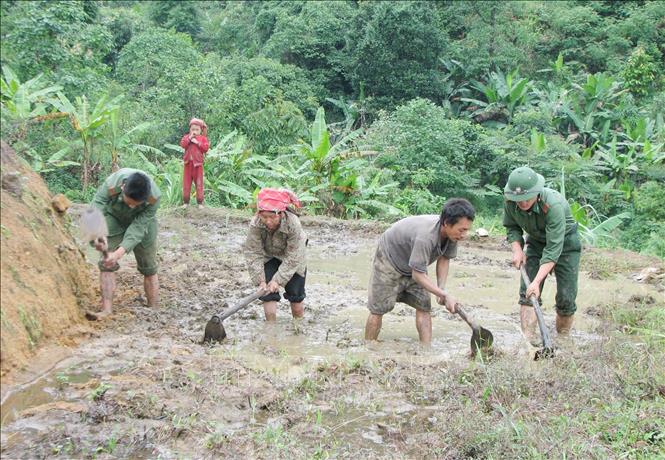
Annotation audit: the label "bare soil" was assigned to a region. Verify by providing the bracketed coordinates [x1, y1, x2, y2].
[0, 142, 95, 380]
[1, 205, 663, 459]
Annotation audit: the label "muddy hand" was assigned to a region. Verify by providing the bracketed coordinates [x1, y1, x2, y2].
[512, 248, 526, 268]
[526, 281, 540, 300]
[441, 294, 457, 313]
[103, 247, 125, 269]
[267, 280, 280, 293]
[93, 236, 108, 253]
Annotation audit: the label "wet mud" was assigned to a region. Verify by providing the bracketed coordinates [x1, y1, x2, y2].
[1, 208, 662, 458]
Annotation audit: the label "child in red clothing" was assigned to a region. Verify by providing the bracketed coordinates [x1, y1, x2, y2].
[180, 118, 210, 208]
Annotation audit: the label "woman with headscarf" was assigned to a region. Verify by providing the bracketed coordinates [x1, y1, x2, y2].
[180, 118, 209, 209]
[243, 188, 307, 321]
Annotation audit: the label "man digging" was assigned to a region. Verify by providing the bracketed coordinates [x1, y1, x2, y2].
[88, 169, 161, 319]
[503, 166, 581, 345]
[244, 188, 307, 321]
[364, 198, 475, 345]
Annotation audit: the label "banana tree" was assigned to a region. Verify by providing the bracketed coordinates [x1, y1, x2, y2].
[461, 68, 534, 125]
[0, 65, 63, 138]
[51, 93, 122, 188]
[105, 106, 152, 171]
[293, 107, 364, 184]
[337, 167, 402, 219]
[22, 144, 81, 174]
[564, 73, 628, 147]
[325, 97, 360, 133]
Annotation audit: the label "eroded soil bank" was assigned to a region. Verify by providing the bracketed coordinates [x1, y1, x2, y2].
[0, 142, 95, 379]
[1, 207, 663, 459]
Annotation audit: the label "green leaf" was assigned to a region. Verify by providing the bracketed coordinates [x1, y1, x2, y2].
[311, 107, 327, 150]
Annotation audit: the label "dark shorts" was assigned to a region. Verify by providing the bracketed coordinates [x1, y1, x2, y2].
[260, 257, 306, 303]
[519, 231, 581, 316]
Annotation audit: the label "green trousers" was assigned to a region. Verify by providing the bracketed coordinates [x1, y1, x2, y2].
[98, 214, 159, 276]
[519, 231, 581, 316]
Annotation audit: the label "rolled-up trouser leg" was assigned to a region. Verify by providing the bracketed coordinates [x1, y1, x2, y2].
[133, 220, 159, 276]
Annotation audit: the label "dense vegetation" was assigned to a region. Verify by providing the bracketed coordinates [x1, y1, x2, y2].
[1, 0, 663, 256]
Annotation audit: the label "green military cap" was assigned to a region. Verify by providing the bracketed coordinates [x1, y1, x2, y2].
[504, 166, 544, 201]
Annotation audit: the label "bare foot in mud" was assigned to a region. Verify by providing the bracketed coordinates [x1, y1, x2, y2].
[364, 339, 382, 351]
[85, 309, 111, 321]
[198, 204, 204, 209]
[292, 317, 304, 335]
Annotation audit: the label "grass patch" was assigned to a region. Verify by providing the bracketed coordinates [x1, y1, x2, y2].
[18, 305, 41, 348]
[433, 295, 665, 458]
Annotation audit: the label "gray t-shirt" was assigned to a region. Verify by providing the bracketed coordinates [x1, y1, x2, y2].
[378, 215, 458, 276]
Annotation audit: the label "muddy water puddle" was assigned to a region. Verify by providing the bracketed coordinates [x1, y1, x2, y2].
[1, 363, 102, 427]
[213, 242, 661, 378]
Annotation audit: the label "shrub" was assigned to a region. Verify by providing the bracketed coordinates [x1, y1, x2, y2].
[366, 98, 500, 198]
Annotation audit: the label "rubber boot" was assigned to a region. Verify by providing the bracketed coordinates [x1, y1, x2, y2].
[556, 314, 574, 335]
[144, 274, 159, 308]
[520, 304, 541, 347]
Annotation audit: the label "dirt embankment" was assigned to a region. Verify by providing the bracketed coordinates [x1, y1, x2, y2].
[0, 141, 95, 380]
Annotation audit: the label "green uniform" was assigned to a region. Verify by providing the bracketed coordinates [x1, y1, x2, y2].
[91, 168, 161, 276]
[503, 187, 581, 316]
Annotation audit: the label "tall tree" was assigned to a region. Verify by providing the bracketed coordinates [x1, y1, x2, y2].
[0, 0, 112, 95]
[148, 0, 202, 37]
[347, 1, 448, 110]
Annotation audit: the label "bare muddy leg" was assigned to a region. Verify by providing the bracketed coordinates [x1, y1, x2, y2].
[144, 274, 159, 308]
[263, 301, 278, 321]
[520, 304, 540, 346]
[415, 310, 432, 345]
[98, 271, 115, 318]
[365, 313, 383, 341]
[290, 301, 304, 319]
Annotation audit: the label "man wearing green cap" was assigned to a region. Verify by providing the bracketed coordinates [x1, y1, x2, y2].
[503, 166, 581, 344]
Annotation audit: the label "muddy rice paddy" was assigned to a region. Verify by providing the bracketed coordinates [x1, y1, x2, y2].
[1, 207, 662, 459]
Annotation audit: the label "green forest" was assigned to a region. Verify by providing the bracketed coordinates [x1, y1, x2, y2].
[1, 0, 663, 256]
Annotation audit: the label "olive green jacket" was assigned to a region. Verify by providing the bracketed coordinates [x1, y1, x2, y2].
[244, 212, 307, 286]
[503, 187, 577, 265]
[91, 168, 161, 253]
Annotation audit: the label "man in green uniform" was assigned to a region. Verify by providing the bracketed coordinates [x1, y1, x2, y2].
[503, 166, 581, 344]
[90, 169, 161, 319]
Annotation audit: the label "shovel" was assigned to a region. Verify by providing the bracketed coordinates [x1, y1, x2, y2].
[80, 207, 110, 321]
[203, 289, 266, 343]
[80, 206, 108, 258]
[454, 304, 494, 356]
[520, 266, 556, 360]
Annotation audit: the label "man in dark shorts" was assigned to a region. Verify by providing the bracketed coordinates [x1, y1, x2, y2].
[365, 198, 475, 344]
[244, 188, 307, 321]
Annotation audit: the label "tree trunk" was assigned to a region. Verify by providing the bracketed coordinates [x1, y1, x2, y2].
[111, 149, 119, 172]
[82, 142, 89, 190]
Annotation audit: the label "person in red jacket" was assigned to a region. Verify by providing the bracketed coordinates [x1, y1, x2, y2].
[180, 118, 210, 209]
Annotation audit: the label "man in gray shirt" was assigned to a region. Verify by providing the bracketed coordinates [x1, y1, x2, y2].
[365, 198, 475, 344]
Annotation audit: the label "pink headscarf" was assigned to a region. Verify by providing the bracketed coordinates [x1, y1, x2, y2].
[189, 118, 207, 136]
[257, 188, 301, 213]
